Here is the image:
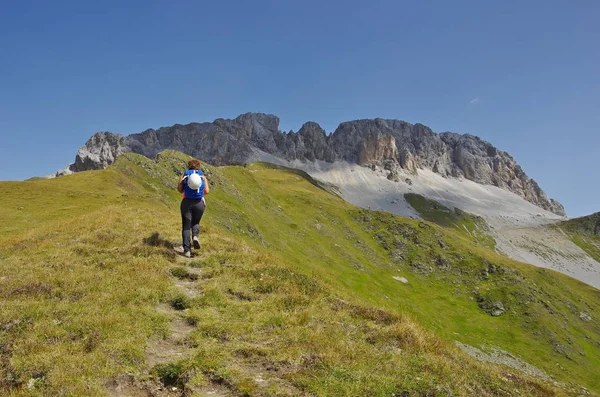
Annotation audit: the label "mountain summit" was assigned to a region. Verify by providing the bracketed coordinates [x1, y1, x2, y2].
[61, 112, 565, 216]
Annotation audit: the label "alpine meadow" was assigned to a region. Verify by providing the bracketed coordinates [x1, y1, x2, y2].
[3, 1, 600, 396]
[1, 150, 599, 396]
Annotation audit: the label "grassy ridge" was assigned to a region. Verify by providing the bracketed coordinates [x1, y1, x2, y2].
[0, 169, 175, 395]
[556, 213, 600, 263]
[403, 193, 496, 250]
[0, 151, 598, 396]
[560, 213, 600, 236]
[204, 161, 599, 392]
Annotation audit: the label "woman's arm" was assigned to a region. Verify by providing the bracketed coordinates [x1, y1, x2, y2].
[177, 173, 185, 193]
[203, 176, 210, 194]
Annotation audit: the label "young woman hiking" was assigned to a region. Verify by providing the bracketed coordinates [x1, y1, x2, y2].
[177, 159, 210, 258]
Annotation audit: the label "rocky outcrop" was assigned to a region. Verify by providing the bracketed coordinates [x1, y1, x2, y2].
[284, 122, 330, 162]
[63, 112, 566, 216]
[438, 133, 566, 216]
[69, 132, 129, 172]
[358, 133, 397, 165]
[126, 121, 255, 166]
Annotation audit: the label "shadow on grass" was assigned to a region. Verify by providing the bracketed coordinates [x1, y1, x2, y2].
[143, 232, 175, 249]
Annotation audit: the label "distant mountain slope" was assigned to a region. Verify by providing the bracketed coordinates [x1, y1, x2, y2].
[556, 212, 600, 264]
[5, 151, 599, 395]
[283, 160, 600, 289]
[60, 112, 565, 216]
[559, 212, 600, 237]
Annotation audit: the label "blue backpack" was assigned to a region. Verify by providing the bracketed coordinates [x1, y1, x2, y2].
[183, 169, 204, 199]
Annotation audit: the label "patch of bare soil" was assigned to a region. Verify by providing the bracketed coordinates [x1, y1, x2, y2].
[105, 374, 183, 397]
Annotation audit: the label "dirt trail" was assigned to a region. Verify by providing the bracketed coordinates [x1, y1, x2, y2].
[108, 242, 310, 397]
[108, 248, 232, 397]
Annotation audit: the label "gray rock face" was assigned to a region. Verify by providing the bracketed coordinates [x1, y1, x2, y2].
[64, 112, 566, 216]
[69, 132, 129, 172]
[126, 120, 255, 166]
[490, 302, 506, 317]
[579, 311, 592, 321]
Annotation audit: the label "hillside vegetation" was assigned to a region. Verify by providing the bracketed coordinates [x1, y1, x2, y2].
[403, 193, 496, 250]
[0, 151, 598, 396]
[557, 213, 600, 263]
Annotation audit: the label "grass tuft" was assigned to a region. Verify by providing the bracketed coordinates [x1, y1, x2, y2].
[170, 294, 192, 311]
[152, 361, 189, 387]
[170, 266, 199, 281]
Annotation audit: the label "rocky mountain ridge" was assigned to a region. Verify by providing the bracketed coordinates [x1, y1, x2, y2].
[61, 112, 566, 216]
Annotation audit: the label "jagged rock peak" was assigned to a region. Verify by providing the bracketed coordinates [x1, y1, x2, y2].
[69, 132, 128, 173]
[63, 113, 566, 216]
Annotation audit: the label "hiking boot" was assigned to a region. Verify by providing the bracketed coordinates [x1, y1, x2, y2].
[183, 250, 191, 258]
[193, 236, 200, 250]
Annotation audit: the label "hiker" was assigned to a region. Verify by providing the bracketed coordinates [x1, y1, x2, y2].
[177, 159, 210, 258]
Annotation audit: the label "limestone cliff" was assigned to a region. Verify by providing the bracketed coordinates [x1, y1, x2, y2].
[63, 113, 566, 216]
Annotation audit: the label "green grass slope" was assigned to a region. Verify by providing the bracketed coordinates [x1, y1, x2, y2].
[556, 213, 600, 263]
[404, 193, 496, 250]
[0, 151, 598, 396]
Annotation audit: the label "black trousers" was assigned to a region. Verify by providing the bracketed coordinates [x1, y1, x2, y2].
[180, 198, 205, 252]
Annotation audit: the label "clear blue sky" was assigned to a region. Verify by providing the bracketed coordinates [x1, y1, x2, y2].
[1, 0, 598, 216]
